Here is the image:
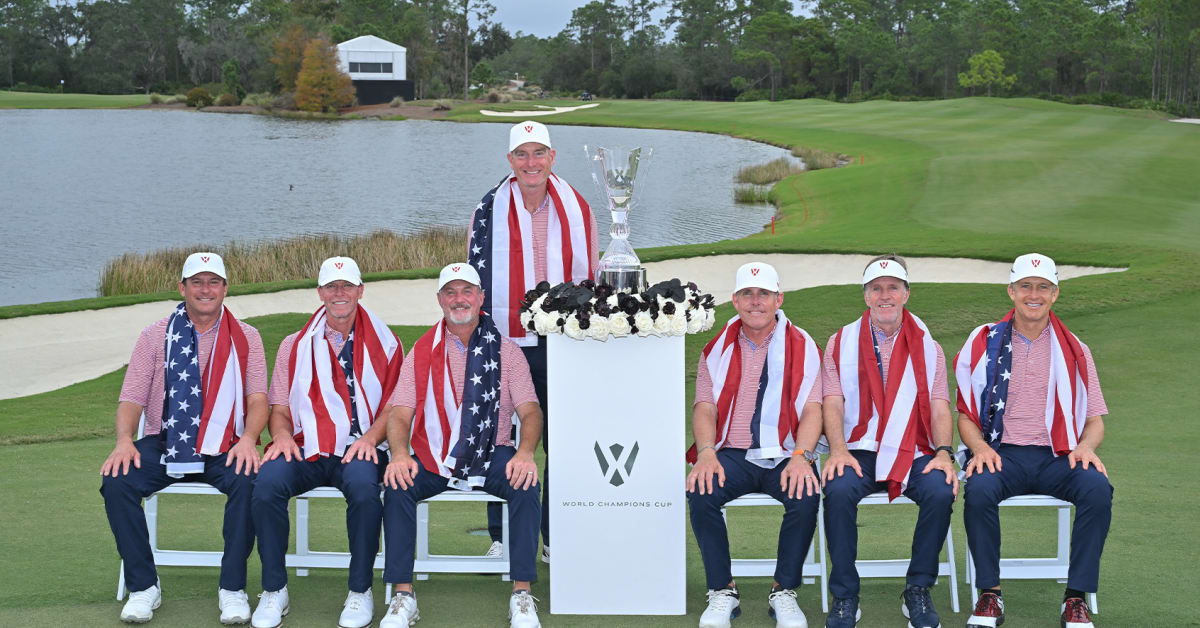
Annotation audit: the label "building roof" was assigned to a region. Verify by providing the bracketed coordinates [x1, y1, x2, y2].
[337, 35, 406, 52]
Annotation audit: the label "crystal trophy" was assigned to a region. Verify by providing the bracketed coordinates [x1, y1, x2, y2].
[585, 144, 652, 292]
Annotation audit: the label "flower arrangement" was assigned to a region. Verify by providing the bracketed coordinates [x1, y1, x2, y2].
[519, 278, 717, 341]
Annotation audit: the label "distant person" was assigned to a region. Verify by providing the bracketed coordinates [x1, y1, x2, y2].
[958, 253, 1111, 628]
[467, 120, 598, 562]
[100, 252, 268, 625]
[249, 257, 403, 628]
[378, 263, 544, 628]
[685, 261, 824, 628]
[820, 255, 957, 628]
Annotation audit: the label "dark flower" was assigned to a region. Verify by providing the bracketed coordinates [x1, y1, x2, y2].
[662, 302, 676, 315]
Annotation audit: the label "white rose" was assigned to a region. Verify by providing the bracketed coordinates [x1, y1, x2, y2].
[653, 313, 672, 335]
[669, 313, 688, 336]
[607, 295, 619, 309]
[519, 309, 533, 331]
[608, 313, 631, 338]
[633, 311, 654, 336]
[563, 316, 586, 340]
[533, 294, 548, 311]
[534, 311, 557, 335]
[586, 316, 610, 341]
[704, 308, 716, 330]
[687, 311, 705, 334]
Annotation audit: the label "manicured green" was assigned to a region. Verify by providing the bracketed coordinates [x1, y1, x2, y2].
[0, 90, 150, 109]
[3, 98, 1199, 625]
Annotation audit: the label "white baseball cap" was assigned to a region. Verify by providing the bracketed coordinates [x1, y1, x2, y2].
[181, 252, 226, 280]
[1009, 253, 1058, 285]
[509, 120, 552, 152]
[862, 258, 909, 285]
[318, 256, 362, 286]
[734, 261, 781, 293]
[438, 262, 482, 290]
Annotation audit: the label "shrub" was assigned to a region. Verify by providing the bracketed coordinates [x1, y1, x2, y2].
[389, 96, 405, 108]
[215, 92, 238, 106]
[510, 90, 531, 101]
[433, 99, 452, 111]
[485, 89, 512, 103]
[734, 88, 771, 102]
[271, 92, 297, 111]
[149, 93, 165, 104]
[186, 87, 213, 108]
[651, 88, 691, 100]
[241, 92, 273, 108]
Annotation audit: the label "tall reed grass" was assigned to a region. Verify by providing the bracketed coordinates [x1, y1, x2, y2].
[735, 157, 804, 184]
[733, 185, 771, 203]
[98, 227, 467, 297]
[790, 146, 846, 170]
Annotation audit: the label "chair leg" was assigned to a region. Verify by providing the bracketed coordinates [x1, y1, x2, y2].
[945, 527, 960, 613]
[117, 560, 127, 600]
[1089, 592, 1098, 614]
[818, 500, 829, 614]
[295, 497, 310, 577]
[966, 545, 978, 607]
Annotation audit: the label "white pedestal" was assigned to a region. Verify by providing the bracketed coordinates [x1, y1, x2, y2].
[547, 333, 686, 615]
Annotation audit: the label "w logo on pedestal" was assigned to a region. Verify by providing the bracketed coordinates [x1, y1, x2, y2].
[594, 441, 640, 486]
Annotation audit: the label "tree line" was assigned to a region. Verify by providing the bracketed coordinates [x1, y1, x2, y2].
[1, 0, 1197, 115]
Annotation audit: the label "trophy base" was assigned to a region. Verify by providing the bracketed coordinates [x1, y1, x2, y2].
[598, 267, 647, 293]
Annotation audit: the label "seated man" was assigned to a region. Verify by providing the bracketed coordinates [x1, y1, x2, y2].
[100, 252, 268, 624]
[958, 253, 1111, 628]
[379, 263, 544, 628]
[820, 255, 957, 628]
[250, 257, 404, 628]
[686, 262, 824, 628]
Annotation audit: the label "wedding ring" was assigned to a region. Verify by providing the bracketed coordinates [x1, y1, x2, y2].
[526, 471, 534, 474]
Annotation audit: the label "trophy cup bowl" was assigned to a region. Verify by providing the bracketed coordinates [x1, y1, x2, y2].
[585, 144, 652, 292]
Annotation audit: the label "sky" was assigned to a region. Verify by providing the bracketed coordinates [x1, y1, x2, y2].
[490, 0, 671, 39]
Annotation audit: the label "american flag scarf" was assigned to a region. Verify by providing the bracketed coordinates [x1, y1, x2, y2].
[469, 173, 594, 346]
[830, 309, 936, 500]
[287, 304, 403, 459]
[161, 303, 249, 476]
[410, 313, 503, 490]
[686, 311, 820, 469]
[954, 310, 1090, 466]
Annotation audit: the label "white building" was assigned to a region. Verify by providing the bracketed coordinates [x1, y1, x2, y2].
[335, 35, 413, 104]
[336, 35, 406, 81]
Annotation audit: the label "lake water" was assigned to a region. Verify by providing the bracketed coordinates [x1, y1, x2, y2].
[0, 110, 787, 306]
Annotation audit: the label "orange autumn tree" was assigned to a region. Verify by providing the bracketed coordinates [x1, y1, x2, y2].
[294, 37, 356, 113]
[271, 23, 310, 92]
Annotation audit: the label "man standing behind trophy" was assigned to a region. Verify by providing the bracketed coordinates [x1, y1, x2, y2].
[379, 263, 544, 628]
[820, 255, 957, 628]
[686, 262, 824, 628]
[467, 120, 598, 561]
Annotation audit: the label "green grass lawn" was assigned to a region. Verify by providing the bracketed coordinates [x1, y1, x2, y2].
[2, 98, 1199, 625]
[0, 90, 150, 109]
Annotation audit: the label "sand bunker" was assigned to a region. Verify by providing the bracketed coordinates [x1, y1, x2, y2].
[480, 103, 600, 117]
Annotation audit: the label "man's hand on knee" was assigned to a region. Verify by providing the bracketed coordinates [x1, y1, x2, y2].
[686, 448, 724, 495]
[101, 439, 141, 477]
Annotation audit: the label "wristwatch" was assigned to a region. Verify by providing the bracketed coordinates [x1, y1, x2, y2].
[793, 448, 819, 462]
[934, 445, 955, 460]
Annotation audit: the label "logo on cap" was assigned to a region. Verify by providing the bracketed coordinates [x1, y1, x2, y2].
[1032, 259, 1041, 267]
[880, 261, 889, 269]
[750, 268, 760, 276]
[524, 125, 533, 132]
[452, 265, 461, 272]
[334, 261, 344, 269]
[201, 256, 210, 263]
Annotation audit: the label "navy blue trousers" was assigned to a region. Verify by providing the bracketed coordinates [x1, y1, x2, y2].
[488, 336, 549, 544]
[385, 445, 541, 584]
[964, 444, 1112, 592]
[100, 435, 255, 592]
[252, 450, 387, 593]
[687, 449, 820, 590]
[823, 450, 955, 598]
